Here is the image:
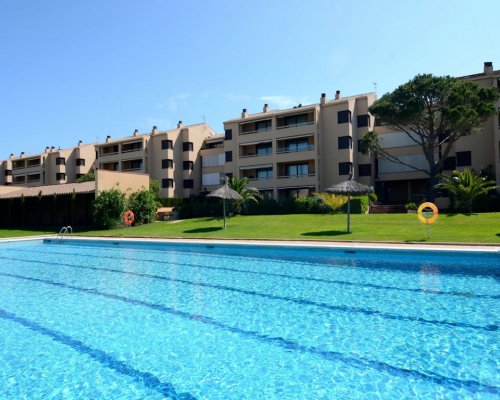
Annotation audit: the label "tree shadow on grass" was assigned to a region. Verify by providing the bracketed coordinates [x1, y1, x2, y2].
[302, 230, 349, 237]
[184, 227, 223, 233]
[445, 212, 478, 217]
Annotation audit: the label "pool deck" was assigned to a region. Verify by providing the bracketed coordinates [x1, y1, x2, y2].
[2, 235, 499, 253]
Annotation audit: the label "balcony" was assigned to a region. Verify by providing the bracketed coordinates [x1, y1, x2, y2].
[12, 161, 26, 170]
[27, 174, 41, 183]
[100, 162, 119, 171]
[240, 141, 273, 158]
[27, 158, 41, 168]
[276, 111, 314, 130]
[276, 136, 315, 154]
[121, 159, 143, 172]
[239, 119, 272, 135]
[240, 166, 273, 182]
[100, 144, 119, 157]
[4, 169, 12, 177]
[121, 141, 143, 153]
[276, 160, 316, 183]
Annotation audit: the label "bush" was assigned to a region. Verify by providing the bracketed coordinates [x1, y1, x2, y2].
[342, 196, 370, 214]
[93, 189, 126, 229]
[405, 202, 417, 211]
[128, 189, 158, 225]
[178, 201, 220, 219]
[160, 197, 185, 207]
[76, 172, 95, 183]
[244, 199, 281, 215]
[314, 193, 348, 213]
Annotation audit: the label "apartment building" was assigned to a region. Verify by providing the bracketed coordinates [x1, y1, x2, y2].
[200, 134, 225, 192]
[94, 122, 216, 198]
[221, 91, 376, 200]
[373, 62, 500, 203]
[0, 141, 95, 187]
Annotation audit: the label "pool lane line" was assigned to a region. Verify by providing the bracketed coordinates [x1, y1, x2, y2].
[0, 256, 497, 333]
[0, 307, 197, 400]
[1, 273, 498, 396]
[5, 248, 498, 301]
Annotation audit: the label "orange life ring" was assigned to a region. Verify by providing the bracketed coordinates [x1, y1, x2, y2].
[417, 202, 438, 225]
[123, 210, 134, 225]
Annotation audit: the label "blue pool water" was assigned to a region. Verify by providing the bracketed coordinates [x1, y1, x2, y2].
[0, 239, 498, 399]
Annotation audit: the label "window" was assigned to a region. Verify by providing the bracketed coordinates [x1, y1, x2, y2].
[338, 162, 352, 175]
[256, 142, 272, 155]
[28, 173, 40, 182]
[162, 159, 173, 169]
[224, 129, 233, 140]
[285, 139, 309, 152]
[183, 161, 194, 170]
[456, 151, 471, 167]
[225, 151, 233, 162]
[161, 139, 173, 150]
[162, 179, 174, 188]
[13, 175, 26, 183]
[337, 110, 351, 124]
[183, 179, 194, 189]
[442, 157, 456, 170]
[122, 141, 142, 152]
[56, 173, 66, 180]
[56, 157, 65, 165]
[338, 136, 352, 150]
[183, 142, 193, 152]
[358, 164, 371, 177]
[4, 169, 12, 176]
[287, 163, 308, 177]
[257, 168, 273, 180]
[256, 120, 272, 132]
[283, 113, 309, 127]
[76, 158, 85, 166]
[357, 114, 369, 128]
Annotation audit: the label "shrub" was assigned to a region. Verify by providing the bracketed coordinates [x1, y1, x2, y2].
[314, 193, 348, 213]
[405, 202, 417, 211]
[93, 189, 126, 229]
[244, 199, 281, 215]
[342, 196, 370, 214]
[76, 172, 95, 183]
[160, 197, 185, 207]
[128, 189, 158, 225]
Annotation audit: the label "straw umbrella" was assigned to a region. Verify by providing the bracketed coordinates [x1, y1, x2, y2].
[207, 177, 243, 228]
[325, 176, 373, 233]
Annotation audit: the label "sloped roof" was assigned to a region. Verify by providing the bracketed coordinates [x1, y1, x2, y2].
[0, 181, 95, 199]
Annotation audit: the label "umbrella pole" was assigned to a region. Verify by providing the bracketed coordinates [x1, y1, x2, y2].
[223, 197, 226, 229]
[347, 194, 351, 233]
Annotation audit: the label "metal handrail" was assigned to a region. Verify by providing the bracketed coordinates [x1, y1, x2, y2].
[56, 226, 72, 241]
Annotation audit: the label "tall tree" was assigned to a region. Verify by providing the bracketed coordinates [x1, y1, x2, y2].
[361, 74, 499, 200]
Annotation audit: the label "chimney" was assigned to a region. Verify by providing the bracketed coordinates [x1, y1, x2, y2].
[335, 90, 341, 100]
[151, 126, 158, 135]
[177, 120, 184, 128]
[241, 108, 248, 118]
[78, 140, 83, 146]
[133, 129, 139, 137]
[484, 61, 493, 75]
[9, 153, 14, 159]
[20, 152, 25, 157]
[263, 103, 269, 113]
[320, 93, 327, 105]
[106, 135, 111, 143]
[45, 146, 50, 152]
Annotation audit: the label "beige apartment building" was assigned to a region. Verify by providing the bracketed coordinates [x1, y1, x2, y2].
[0, 141, 95, 188]
[221, 91, 376, 200]
[373, 62, 500, 203]
[95, 122, 216, 198]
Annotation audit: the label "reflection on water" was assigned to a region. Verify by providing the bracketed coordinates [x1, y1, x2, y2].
[419, 264, 441, 293]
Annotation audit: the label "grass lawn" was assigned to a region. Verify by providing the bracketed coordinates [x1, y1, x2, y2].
[75, 212, 500, 243]
[0, 228, 57, 238]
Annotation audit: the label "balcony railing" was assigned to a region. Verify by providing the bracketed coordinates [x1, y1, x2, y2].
[276, 145, 314, 154]
[276, 121, 314, 130]
[277, 173, 315, 179]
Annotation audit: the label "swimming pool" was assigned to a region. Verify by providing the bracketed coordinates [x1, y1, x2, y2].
[0, 238, 498, 399]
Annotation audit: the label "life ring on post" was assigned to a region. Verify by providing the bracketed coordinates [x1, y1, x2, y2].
[417, 202, 438, 225]
[123, 210, 134, 226]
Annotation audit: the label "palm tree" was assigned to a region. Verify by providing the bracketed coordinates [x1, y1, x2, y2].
[228, 177, 260, 213]
[434, 168, 497, 212]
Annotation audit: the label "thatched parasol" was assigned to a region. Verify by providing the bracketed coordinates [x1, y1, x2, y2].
[325, 177, 373, 233]
[207, 177, 243, 228]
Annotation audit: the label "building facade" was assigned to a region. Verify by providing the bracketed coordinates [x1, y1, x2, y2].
[0, 141, 95, 188]
[221, 91, 376, 200]
[372, 62, 500, 203]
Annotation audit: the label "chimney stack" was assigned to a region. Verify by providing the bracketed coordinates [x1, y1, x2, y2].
[106, 135, 111, 143]
[263, 104, 269, 113]
[9, 153, 14, 159]
[133, 129, 139, 137]
[78, 140, 83, 146]
[177, 120, 184, 128]
[484, 61, 493, 75]
[20, 152, 25, 157]
[320, 93, 327, 105]
[45, 146, 50, 152]
[151, 126, 158, 135]
[335, 90, 341, 100]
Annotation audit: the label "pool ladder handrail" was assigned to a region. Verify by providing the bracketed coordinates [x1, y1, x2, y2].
[56, 226, 73, 241]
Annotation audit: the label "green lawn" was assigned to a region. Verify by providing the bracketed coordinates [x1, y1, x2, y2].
[0, 228, 57, 238]
[1, 213, 499, 243]
[75, 212, 500, 243]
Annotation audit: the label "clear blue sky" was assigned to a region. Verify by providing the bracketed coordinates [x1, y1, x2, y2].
[1, 0, 498, 160]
